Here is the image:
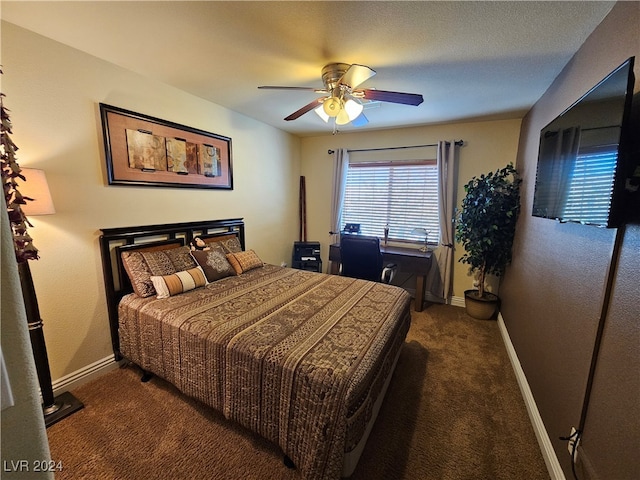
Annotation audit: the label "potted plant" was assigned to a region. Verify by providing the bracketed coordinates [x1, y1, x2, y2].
[455, 163, 522, 319]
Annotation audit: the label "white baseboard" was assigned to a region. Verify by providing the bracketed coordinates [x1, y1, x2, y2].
[497, 313, 566, 480]
[51, 354, 120, 395]
[449, 295, 465, 308]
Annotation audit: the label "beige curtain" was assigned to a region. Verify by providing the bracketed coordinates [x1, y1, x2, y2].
[435, 140, 459, 302]
[330, 148, 349, 245]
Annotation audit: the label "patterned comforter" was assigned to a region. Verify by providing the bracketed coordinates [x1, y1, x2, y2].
[119, 264, 411, 479]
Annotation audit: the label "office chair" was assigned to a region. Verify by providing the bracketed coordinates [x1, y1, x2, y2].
[339, 235, 396, 284]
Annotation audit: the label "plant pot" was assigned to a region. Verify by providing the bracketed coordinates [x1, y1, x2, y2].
[463, 289, 499, 320]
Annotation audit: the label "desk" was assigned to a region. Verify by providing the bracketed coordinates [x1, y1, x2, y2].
[329, 243, 432, 312]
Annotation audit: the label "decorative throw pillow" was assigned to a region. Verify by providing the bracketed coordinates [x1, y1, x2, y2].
[162, 246, 198, 272]
[226, 250, 264, 275]
[121, 246, 196, 298]
[218, 236, 243, 254]
[150, 266, 208, 299]
[191, 244, 236, 282]
[121, 251, 156, 298]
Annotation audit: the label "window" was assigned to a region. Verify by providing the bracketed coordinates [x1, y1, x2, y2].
[341, 161, 440, 243]
[562, 145, 617, 226]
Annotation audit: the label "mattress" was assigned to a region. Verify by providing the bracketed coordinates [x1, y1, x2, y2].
[118, 264, 411, 479]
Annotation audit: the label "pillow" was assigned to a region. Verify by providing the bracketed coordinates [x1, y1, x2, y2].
[150, 266, 208, 299]
[218, 236, 243, 254]
[191, 244, 236, 282]
[121, 246, 196, 297]
[226, 250, 264, 275]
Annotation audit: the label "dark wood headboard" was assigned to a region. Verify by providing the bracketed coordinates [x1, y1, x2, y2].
[99, 218, 245, 359]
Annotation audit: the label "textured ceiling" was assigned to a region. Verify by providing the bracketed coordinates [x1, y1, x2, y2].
[2, 1, 616, 136]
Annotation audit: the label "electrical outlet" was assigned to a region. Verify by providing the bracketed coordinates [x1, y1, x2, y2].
[567, 427, 580, 462]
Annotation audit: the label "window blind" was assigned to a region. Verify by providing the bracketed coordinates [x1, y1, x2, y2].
[342, 161, 440, 242]
[563, 146, 617, 225]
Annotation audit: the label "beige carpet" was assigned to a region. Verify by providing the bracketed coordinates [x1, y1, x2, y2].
[47, 304, 549, 479]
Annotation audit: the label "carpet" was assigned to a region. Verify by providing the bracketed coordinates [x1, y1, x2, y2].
[46, 303, 549, 479]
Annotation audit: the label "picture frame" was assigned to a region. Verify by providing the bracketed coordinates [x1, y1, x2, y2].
[99, 103, 233, 189]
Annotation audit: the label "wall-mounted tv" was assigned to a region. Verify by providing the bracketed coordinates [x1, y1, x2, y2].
[532, 57, 637, 228]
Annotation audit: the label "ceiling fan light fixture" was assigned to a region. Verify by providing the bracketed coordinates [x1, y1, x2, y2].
[323, 96, 342, 117]
[259, 62, 423, 127]
[336, 99, 364, 125]
[344, 98, 364, 120]
[335, 109, 350, 125]
[314, 104, 330, 123]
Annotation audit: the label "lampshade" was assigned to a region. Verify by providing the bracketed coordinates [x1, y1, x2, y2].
[322, 97, 343, 117]
[314, 104, 330, 123]
[20, 168, 56, 216]
[335, 108, 350, 126]
[336, 99, 364, 125]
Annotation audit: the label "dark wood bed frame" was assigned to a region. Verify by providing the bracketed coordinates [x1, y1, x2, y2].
[99, 218, 246, 359]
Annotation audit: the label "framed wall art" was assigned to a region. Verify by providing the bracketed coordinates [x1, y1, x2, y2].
[99, 103, 233, 189]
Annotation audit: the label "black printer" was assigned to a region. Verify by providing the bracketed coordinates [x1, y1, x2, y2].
[292, 241, 322, 272]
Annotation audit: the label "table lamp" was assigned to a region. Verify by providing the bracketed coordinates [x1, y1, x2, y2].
[411, 227, 430, 252]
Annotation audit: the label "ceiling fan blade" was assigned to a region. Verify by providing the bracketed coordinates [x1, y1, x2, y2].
[339, 64, 376, 89]
[360, 89, 424, 106]
[284, 98, 325, 121]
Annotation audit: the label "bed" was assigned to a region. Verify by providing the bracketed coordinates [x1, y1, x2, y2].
[99, 219, 412, 479]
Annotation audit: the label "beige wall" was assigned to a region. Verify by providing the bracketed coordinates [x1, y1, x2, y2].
[1, 22, 301, 381]
[300, 118, 522, 300]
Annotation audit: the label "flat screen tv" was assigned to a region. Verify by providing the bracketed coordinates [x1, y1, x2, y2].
[532, 57, 637, 228]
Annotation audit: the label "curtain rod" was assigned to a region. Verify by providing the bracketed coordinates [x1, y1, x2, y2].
[328, 140, 464, 155]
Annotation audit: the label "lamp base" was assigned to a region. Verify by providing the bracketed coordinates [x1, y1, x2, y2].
[43, 391, 84, 428]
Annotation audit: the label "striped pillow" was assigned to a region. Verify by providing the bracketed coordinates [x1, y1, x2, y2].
[150, 266, 207, 299]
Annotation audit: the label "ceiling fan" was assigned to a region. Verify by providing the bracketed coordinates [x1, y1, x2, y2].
[258, 63, 424, 128]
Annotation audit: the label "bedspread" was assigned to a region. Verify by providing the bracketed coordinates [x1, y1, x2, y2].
[119, 264, 411, 479]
